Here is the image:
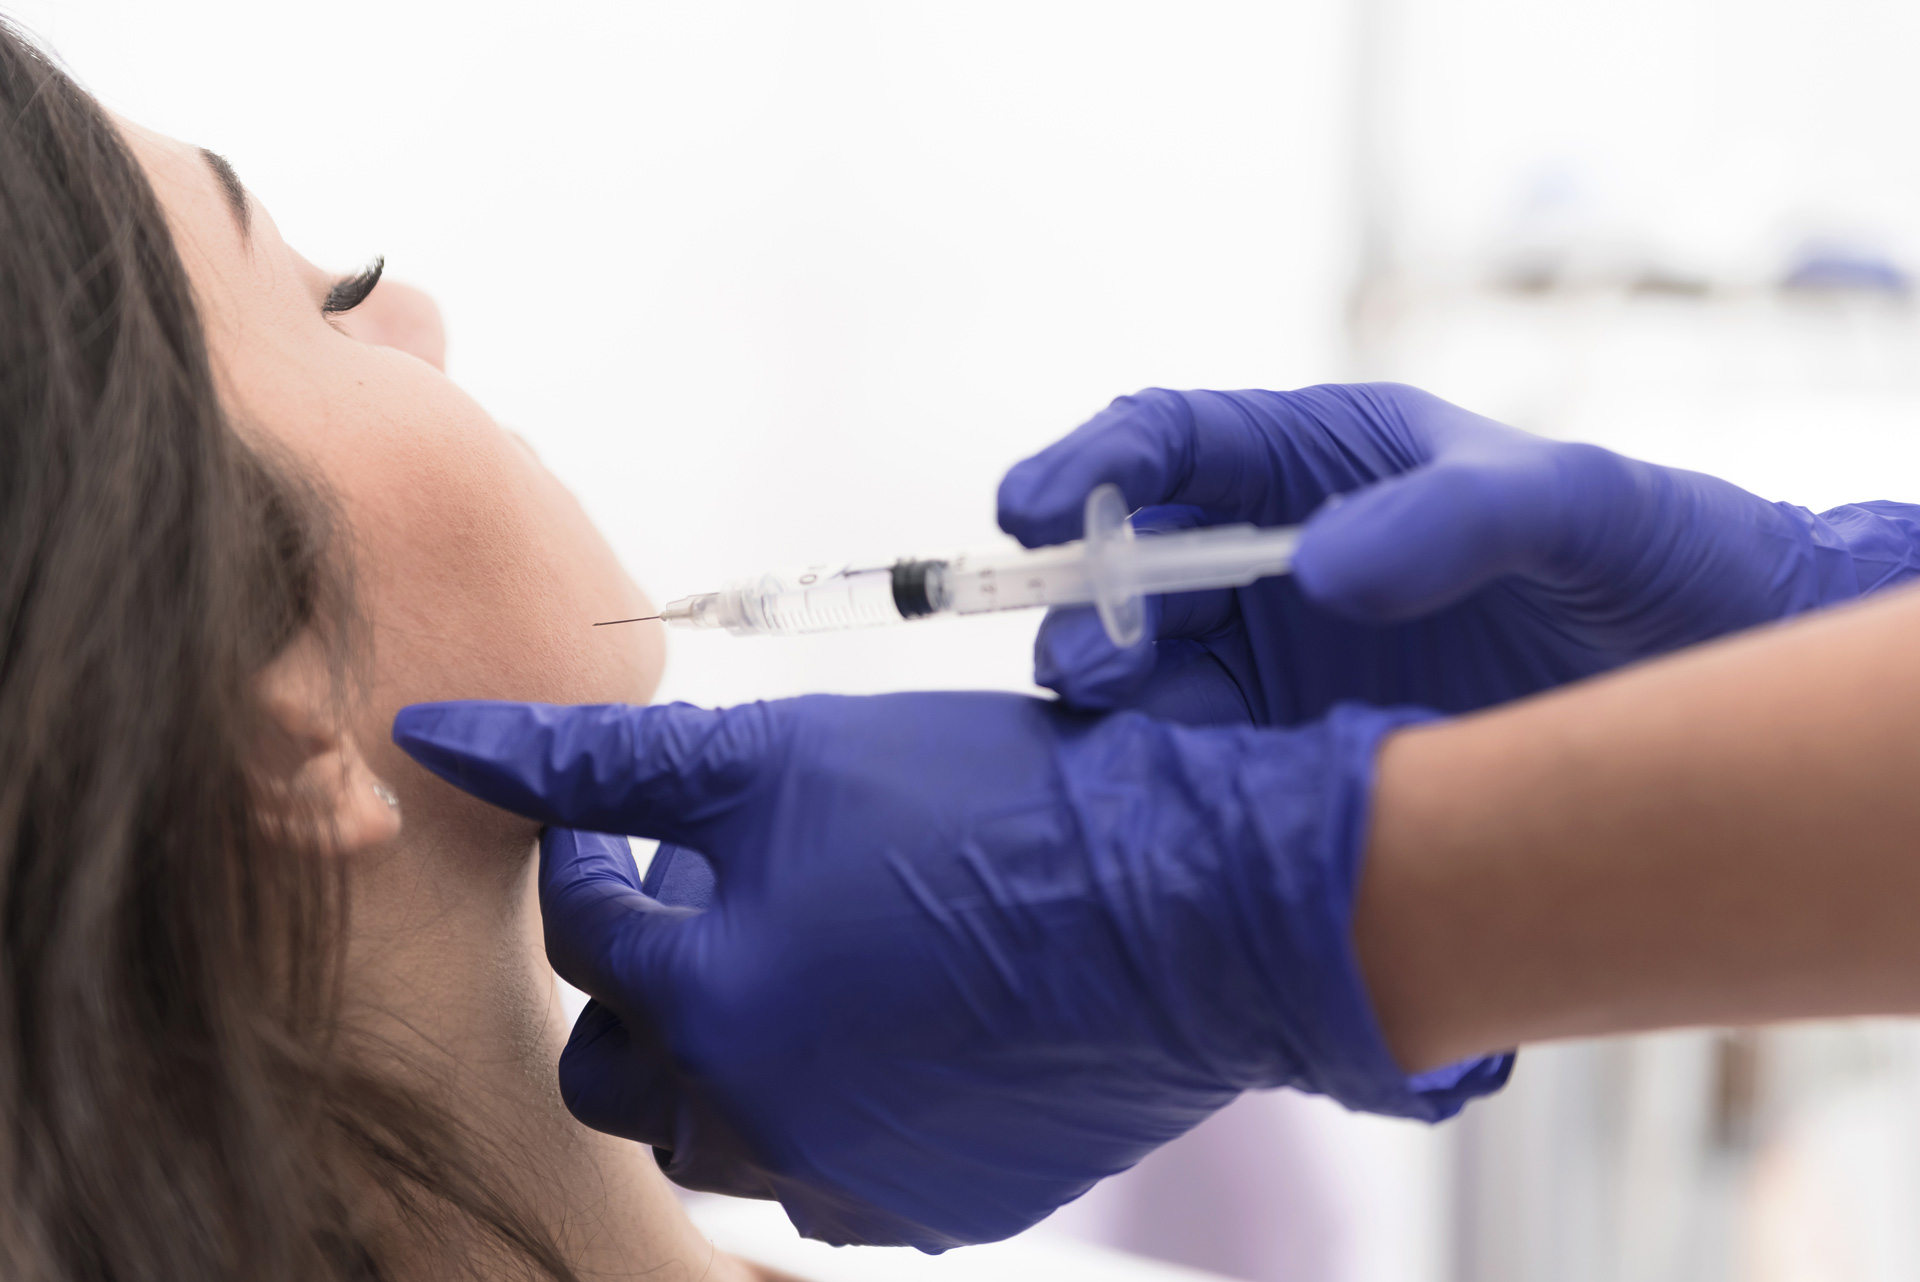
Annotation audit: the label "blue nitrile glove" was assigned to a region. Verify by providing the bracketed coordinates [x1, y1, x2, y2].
[393, 694, 1511, 1251]
[999, 383, 1920, 722]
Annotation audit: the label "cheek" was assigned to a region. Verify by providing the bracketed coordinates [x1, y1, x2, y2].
[237, 339, 663, 714]
[425, 454, 665, 705]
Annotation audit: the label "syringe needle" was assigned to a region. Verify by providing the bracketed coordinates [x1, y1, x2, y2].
[592, 615, 662, 627]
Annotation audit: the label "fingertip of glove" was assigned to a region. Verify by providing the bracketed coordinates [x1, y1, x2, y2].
[1291, 483, 1471, 623]
[996, 470, 1077, 548]
[1289, 525, 1396, 622]
[561, 998, 629, 1059]
[390, 702, 478, 783]
[557, 1003, 669, 1144]
[390, 701, 452, 748]
[1032, 606, 1153, 709]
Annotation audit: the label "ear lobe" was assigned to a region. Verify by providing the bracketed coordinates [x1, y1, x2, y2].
[256, 641, 402, 855]
[283, 734, 404, 855]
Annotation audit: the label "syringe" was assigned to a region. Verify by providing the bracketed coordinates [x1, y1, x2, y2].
[623, 485, 1302, 648]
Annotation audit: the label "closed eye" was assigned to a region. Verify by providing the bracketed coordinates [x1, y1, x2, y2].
[323, 256, 385, 315]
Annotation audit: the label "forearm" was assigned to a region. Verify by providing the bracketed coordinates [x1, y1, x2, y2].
[1357, 580, 1920, 1072]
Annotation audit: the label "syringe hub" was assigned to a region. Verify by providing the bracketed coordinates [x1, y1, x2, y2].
[657, 593, 722, 628]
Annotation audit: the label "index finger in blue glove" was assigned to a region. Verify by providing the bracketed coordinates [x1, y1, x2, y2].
[393, 699, 785, 852]
[998, 388, 1293, 547]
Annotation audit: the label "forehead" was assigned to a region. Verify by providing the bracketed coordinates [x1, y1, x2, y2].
[117, 120, 203, 189]
[113, 119, 244, 248]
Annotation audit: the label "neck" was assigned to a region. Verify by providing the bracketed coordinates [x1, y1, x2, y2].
[343, 804, 739, 1280]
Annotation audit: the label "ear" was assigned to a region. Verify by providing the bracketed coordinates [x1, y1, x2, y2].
[255, 639, 402, 855]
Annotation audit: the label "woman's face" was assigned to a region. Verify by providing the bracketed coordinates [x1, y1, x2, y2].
[115, 126, 733, 1282]
[121, 123, 663, 825]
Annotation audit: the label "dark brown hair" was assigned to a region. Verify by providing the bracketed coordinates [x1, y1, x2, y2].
[0, 21, 570, 1281]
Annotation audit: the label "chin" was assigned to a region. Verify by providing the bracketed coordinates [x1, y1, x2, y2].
[579, 629, 666, 709]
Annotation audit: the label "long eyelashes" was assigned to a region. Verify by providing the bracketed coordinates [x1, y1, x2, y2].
[323, 256, 385, 314]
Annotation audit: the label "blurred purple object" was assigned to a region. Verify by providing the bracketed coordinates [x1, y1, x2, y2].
[1781, 239, 1911, 295]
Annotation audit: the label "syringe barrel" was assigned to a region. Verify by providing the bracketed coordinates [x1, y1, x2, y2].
[669, 550, 1075, 637]
[662, 563, 953, 636]
[934, 543, 1095, 615]
[658, 513, 1302, 639]
[1120, 523, 1301, 594]
[719, 565, 908, 635]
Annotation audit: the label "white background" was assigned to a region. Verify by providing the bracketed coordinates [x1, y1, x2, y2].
[8, 0, 1360, 707]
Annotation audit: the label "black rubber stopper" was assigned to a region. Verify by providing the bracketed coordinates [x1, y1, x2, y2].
[891, 559, 943, 618]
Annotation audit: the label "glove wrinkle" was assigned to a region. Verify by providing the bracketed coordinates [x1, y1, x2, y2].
[401, 692, 1512, 1251]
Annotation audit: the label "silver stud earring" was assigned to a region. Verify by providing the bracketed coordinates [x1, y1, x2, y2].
[371, 781, 400, 811]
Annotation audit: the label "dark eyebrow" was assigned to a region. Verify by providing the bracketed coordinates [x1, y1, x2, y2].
[199, 149, 250, 237]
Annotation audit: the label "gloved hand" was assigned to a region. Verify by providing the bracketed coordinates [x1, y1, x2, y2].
[999, 383, 1920, 722]
[393, 693, 1510, 1251]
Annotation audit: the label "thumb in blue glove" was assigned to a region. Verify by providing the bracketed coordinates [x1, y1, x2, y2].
[394, 694, 1511, 1251]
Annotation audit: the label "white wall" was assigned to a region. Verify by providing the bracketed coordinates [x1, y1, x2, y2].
[1387, 0, 1920, 290]
[10, 0, 1360, 706]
